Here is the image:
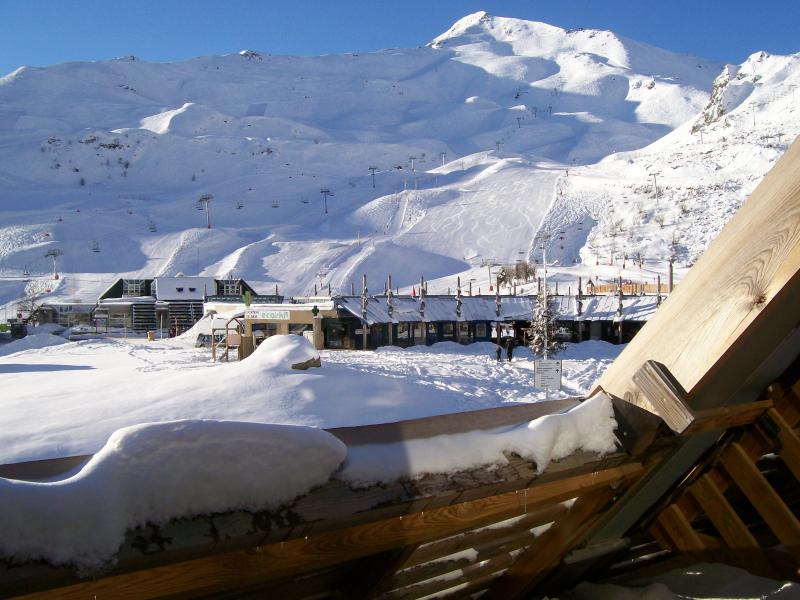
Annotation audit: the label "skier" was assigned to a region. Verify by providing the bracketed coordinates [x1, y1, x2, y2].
[506, 338, 514, 362]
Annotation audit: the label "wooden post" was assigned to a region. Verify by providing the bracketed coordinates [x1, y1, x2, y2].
[668, 258, 674, 292]
[657, 274, 662, 306]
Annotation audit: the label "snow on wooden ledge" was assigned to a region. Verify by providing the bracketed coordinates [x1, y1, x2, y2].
[0, 420, 346, 569]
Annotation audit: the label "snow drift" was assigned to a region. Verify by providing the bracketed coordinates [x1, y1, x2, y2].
[0, 419, 346, 568]
[340, 392, 618, 485]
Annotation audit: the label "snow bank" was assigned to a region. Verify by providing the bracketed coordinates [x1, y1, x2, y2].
[568, 562, 798, 599]
[0, 419, 346, 568]
[0, 333, 68, 357]
[339, 392, 617, 485]
[26, 323, 66, 336]
[244, 334, 320, 371]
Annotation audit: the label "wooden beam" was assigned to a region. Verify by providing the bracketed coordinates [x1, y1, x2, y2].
[13, 464, 643, 600]
[656, 504, 706, 553]
[720, 442, 800, 559]
[765, 408, 800, 481]
[632, 360, 693, 433]
[630, 361, 773, 434]
[483, 487, 617, 600]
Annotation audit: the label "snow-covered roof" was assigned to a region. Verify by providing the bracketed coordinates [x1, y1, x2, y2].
[153, 277, 216, 301]
[336, 294, 661, 325]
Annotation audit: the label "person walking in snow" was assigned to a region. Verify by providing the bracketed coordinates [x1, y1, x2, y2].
[495, 344, 502, 361]
[506, 339, 514, 361]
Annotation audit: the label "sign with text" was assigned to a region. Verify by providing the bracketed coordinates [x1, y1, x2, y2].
[535, 359, 562, 390]
[244, 309, 290, 321]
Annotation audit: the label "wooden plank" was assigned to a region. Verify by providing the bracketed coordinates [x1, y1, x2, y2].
[483, 487, 617, 600]
[765, 408, 800, 481]
[720, 442, 800, 558]
[656, 504, 706, 553]
[597, 137, 800, 411]
[689, 474, 759, 550]
[13, 464, 643, 600]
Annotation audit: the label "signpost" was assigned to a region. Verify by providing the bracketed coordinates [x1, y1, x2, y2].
[535, 359, 562, 400]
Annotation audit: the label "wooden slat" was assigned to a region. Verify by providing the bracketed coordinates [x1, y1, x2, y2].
[483, 487, 617, 600]
[720, 442, 800, 557]
[684, 400, 773, 435]
[656, 504, 706, 553]
[13, 464, 643, 600]
[765, 408, 800, 481]
[689, 474, 759, 550]
[688, 473, 779, 578]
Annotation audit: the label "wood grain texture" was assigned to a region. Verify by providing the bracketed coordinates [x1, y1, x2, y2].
[598, 137, 800, 412]
[766, 407, 800, 481]
[11, 464, 642, 600]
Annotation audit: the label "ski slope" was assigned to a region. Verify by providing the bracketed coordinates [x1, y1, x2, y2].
[0, 12, 798, 310]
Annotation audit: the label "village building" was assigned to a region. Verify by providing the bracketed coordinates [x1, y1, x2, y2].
[94, 276, 261, 334]
[227, 290, 663, 355]
[35, 300, 95, 327]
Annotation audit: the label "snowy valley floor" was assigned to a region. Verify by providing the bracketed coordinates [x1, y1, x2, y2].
[0, 331, 620, 463]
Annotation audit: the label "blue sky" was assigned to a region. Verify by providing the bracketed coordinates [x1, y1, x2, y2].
[1, 1, 798, 77]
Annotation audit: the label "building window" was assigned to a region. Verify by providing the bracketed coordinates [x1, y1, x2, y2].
[442, 322, 454, 338]
[189, 287, 196, 292]
[427, 323, 438, 335]
[176, 287, 184, 292]
[458, 322, 470, 341]
[289, 323, 311, 335]
[220, 281, 240, 296]
[475, 322, 487, 338]
[122, 279, 146, 296]
[413, 323, 424, 342]
[397, 323, 410, 339]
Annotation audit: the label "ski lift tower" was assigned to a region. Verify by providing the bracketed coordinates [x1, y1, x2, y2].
[320, 188, 334, 214]
[368, 166, 378, 188]
[198, 194, 213, 228]
[45, 249, 64, 280]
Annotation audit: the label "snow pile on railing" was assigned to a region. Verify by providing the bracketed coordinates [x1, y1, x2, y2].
[340, 392, 617, 485]
[0, 420, 346, 568]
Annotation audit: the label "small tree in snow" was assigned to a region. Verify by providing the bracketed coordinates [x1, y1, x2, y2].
[527, 287, 564, 358]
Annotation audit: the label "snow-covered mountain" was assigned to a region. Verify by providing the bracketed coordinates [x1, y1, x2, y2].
[0, 11, 797, 309]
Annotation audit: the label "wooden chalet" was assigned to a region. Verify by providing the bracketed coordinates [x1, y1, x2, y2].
[2, 137, 800, 598]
